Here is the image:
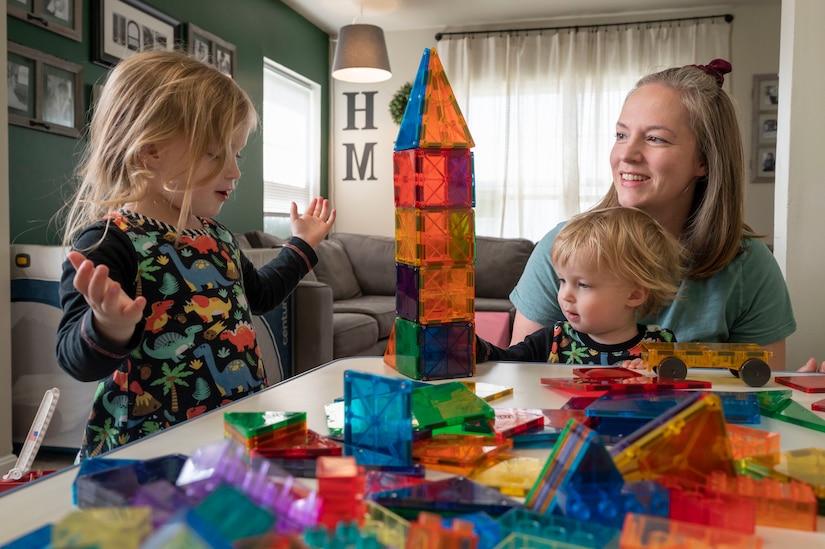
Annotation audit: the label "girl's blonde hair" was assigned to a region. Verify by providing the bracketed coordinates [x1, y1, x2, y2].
[551, 207, 685, 319]
[595, 62, 754, 280]
[62, 49, 258, 246]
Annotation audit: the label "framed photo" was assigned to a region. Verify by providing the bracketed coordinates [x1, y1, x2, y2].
[752, 73, 779, 183]
[92, 0, 181, 67]
[187, 23, 237, 78]
[7, 0, 83, 42]
[7, 42, 83, 138]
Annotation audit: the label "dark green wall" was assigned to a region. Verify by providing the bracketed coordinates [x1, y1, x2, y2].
[8, 0, 330, 244]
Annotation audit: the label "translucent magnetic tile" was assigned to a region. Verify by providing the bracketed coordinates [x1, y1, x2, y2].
[393, 318, 476, 381]
[393, 148, 474, 209]
[248, 429, 342, 458]
[620, 513, 762, 549]
[1, 524, 51, 549]
[813, 398, 825, 412]
[492, 532, 593, 549]
[395, 48, 475, 151]
[452, 511, 501, 549]
[557, 482, 642, 529]
[715, 391, 761, 424]
[704, 471, 818, 532]
[610, 392, 735, 483]
[497, 508, 622, 549]
[573, 367, 645, 380]
[225, 420, 307, 450]
[74, 454, 189, 509]
[511, 425, 564, 448]
[371, 476, 523, 518]
[760, 398, 825, 433]
[194, 484, 275, 542]
[412, 434, 513, 469]
[53, 507, 153, 549]
[442, 408, 545, 440]
[344, 370, 413, 467]
[726, 424, 780, 461]
[223, 411, 306, 439]
[748, 448, 825, 498]
[462, 381, 514, 402]
[775, 375, 825, 393]
[560, 398, 600, 411]
[365, 470, 429, 497]
[755, 389, 793, 413]
[542, 377, 712, 392]
[411, 381, 494, 430]
[470, 456, 543, 497]
[525, 420, 622, 515]
[363, 500, 411, 548]
[584, 391, 693, 419]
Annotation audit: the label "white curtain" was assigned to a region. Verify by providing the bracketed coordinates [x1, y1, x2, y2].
[437, 18, 730, 241]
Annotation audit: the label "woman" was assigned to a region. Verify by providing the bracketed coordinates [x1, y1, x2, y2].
[509, 60, 796, 369]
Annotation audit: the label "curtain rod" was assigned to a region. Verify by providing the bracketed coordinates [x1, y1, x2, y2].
[435, 13, 733, 41]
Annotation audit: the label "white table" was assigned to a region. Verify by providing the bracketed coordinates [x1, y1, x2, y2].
[1, 358, 824, 546]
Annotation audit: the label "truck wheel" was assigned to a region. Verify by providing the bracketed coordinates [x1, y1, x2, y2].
[739, 358, 771, 387]
[657, 357, 687, 380]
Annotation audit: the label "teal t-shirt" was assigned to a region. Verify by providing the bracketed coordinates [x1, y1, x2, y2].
[510, 222, 796, 346]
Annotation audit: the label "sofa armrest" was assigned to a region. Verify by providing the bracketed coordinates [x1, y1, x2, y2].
[292, 279, 334, 375]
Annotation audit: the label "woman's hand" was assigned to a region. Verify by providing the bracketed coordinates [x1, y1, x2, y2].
[620, 358, 646, 370]
[799, 357, 825, 373]
[290, 197, 336, 248]
[68, 251, 145, 347]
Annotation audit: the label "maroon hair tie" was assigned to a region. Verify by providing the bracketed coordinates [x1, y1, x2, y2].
[691, 58, 732, 87]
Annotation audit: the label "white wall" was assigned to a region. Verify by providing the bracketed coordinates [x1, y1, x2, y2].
[330, 5, 783, 240]
[775, 0, 825, 370]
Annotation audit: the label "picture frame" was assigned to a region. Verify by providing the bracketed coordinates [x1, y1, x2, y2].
[92, 0, 181, 67]
[7, 41, 83, 138]
[7, 0, 83, 42]
[187, 23, 237, 78]
[752, 74, 779, 183]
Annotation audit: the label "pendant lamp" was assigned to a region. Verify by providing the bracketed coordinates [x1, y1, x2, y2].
[332, 23, 392, 83]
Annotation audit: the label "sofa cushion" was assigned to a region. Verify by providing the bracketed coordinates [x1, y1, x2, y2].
[313, 239, 362, 301]
[333, 295, 396, 340]
[243, 230, 287, 248]
[333, 313, 378, 359]
[333, 233, 396, 296]
[475, 236, 535, 299]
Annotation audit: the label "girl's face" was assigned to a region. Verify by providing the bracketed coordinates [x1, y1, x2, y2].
[140, 128, 248, 225]
[556, 256, 646, 345]
[609, 83, 707, 232]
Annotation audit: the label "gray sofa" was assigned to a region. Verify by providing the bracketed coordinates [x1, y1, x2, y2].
[237, 231, 536, 375]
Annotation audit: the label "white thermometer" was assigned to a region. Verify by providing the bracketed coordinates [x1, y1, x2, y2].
[3, 388, 60, 481]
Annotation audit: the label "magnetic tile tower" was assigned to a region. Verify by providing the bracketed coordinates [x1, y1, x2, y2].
[384, 48, 476, 381]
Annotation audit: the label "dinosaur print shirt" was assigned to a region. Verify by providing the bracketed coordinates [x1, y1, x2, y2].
[476, 321, 676, 365]
[57, 210, 316, 459]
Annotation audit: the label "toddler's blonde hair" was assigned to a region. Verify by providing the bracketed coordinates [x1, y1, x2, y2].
[62, 49, 258, 246]
[551, 207, 685, 319]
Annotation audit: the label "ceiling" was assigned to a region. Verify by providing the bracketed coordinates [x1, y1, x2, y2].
[279, 0, 765, 35]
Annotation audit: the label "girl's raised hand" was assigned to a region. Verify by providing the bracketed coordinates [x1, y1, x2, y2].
[68, 251, 146, 347]
[290, 197, 336, 248]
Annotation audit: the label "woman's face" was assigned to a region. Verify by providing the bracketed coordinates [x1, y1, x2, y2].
[609, 83, 707, 229]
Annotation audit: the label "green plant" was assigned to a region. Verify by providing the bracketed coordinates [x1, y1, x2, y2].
[389, 82, 412, 125]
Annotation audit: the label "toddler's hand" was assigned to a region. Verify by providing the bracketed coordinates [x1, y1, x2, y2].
[290, 197, 336, 248]
[69, 251, 145, 347]
[621, 358, 646, 370]
[799, 357, 825, 373]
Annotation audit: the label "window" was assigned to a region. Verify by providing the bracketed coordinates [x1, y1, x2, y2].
[262, 58, 320, 231]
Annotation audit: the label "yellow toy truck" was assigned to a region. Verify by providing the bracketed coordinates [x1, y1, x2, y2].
[639, 342, 773, 387]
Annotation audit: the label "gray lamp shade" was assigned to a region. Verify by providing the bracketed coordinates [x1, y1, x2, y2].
[332, 24, 392, 83]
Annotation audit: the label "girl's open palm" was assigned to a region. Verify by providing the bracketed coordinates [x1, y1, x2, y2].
[68, 251, 146, 347]
[290, 197, 336, 248]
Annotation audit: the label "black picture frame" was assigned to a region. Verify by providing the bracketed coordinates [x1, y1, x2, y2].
[92, 0, 181, 67]
[187, 23, 237, 78]
[7, 0, 83, 42]
[7, 41, 83, 138]
[752, 73, 779, 183]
